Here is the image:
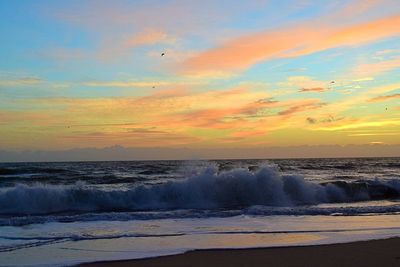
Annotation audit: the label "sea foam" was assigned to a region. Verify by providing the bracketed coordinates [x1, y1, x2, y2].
[1, 166, 399, 215]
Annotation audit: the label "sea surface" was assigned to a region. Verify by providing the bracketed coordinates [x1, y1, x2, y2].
[1, 158, 400, 266]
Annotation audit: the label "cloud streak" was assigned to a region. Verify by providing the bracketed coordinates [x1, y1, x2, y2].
[126, 29, 175, 47]
[368, 93, 400, 102]
[299, 87, 327, 93]
[0, 77, 42, 87]
[83, 81, 173, 88]
[352, 58, 400, 77]
[182, 15, 400, 75]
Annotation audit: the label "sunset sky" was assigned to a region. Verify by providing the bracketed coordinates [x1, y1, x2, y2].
[0, 0, 399, 154]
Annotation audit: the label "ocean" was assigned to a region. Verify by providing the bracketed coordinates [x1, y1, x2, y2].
[1, 158, 400, 266]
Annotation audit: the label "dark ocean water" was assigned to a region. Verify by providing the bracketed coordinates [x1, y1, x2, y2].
[0, 158, 399, 226]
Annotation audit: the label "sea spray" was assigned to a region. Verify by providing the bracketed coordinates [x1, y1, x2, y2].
[1, 166, 399, 216]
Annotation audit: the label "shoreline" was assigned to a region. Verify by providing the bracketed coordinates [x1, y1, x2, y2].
[78, 237, 400, 267]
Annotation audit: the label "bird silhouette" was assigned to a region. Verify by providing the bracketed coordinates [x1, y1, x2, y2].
[161, 52, 165, 56]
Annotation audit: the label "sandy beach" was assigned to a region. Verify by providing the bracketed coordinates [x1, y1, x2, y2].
[79, 237, 400, 267]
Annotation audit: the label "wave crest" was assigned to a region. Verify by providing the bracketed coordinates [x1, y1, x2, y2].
[1, 166, 399, 215]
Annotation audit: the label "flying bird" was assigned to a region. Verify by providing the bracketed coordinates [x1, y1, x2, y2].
[161, 52, 165, 57]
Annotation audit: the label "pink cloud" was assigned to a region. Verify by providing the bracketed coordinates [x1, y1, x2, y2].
[353, 58, 400, 77]
[182, 15, 400, 74]
[126, 29, 172, 47]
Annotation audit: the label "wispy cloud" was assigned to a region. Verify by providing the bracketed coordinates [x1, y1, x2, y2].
[278, 101, 325, 116]
[82, 79, 206, 88]
[353, 57, 400, 77]
[316, 120, 400, 131]
[2, 1, 400, 151]
[348, 132, 400, 136]
[82, 81, 171, 88]
[319, 83, 400, 114]
[182, 15, 400, 75]
[306, 115, 344, 125]
[8, 86, 328, 146]
[126, 29, 175, 47]
[279, 76, 328, 91]
[306, 117, 317, 124]
[299, 87, 328, 93]
[368, 93, 400, 102]
[0, 77, 42, 87]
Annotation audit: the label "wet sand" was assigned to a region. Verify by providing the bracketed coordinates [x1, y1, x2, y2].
[79, 237, 400, 267]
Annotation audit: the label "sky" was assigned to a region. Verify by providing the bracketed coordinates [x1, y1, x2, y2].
[0, 0, 399, 158]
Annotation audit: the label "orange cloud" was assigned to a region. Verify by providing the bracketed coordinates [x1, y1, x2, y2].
[153, 98, 324, 131]
[0, 109, 64, 126]
[82, 81, 171, 88]
[61, 129, 201, 147]
[82, 78, 208, 89]
[299, 87, 327, 93]
[285, 15, 400, 57]
[144, 87, 189, 99]
[368, 93, 400, 102]
[278, 101, 325, 116]
[353, 58, 400, 77]
[313, 83, 400, 115]
[126, 29, 174, 47]
[182, 15, 400, 74]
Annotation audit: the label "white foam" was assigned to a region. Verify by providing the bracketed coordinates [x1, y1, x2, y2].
[1, 166, 399, 216]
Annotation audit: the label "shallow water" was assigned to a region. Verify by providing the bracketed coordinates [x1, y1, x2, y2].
[1, 214, 400, 266]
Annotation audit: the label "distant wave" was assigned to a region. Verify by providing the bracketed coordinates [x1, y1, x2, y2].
[0, 166, 70, 175]
[1, 166, 399, 216]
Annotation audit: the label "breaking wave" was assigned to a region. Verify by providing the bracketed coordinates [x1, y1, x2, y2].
[1, 166, 399, 216]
